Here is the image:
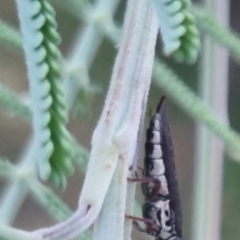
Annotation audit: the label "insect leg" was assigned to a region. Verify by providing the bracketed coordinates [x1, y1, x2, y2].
[127, 177, 160, 184]
[125, 215, 154, 233]
[149, 179, 162, 197]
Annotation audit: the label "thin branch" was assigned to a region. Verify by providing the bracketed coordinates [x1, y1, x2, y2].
[94, 1, 158, 239]
[0, 19, 22, 52]
[0, 83, 31, 119]
[192, 5, 240, 64]
[153, 60, 240, 159]
[192, 0, 229, 240]
[0, 225, 41, 240]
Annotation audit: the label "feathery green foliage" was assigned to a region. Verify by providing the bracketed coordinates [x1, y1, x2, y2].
[15, 0, 73, 188]
[151, 0, 200, 63]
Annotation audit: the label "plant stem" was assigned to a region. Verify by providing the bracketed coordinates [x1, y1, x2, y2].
[192, 5, 240, 64]
[192, 0, 229, 240]
[64, 0, 120, 111]
[0, 141, 35, 224]
[93, 1, 158, 239]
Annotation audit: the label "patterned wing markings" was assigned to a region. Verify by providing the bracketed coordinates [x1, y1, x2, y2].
[141, 97, 182, 240]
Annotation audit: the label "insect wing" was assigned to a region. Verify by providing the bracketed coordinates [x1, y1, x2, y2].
[158, 98, 182, 238]
[142, 97, 182, 238]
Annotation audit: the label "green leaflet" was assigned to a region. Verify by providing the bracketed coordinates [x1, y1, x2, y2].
[15, 0, 73, 188]
[151, 0, 200, 63]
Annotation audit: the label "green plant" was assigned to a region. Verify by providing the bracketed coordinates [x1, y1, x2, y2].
[0, 0, 239, 240]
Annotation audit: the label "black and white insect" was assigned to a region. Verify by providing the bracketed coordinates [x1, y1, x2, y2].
[128, 97, 182, 240]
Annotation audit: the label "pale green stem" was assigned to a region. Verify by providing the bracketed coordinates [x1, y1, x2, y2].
[29, 179, 90, 240]
[153, 61, 240, 157]
[51, 0, 89, 20]
[0, 225, 41, 240]
[192, 1, 215, 238]
[192, 1, 229, 240]
[192, 5, 240, 64]
[93, 1, 158, 239]
[0, 20, 22, 52]
[0, 160, 15, 178]
[0, 84, 30, 119]
[0, 141, 35, 224]
[64, 0, 120, 111]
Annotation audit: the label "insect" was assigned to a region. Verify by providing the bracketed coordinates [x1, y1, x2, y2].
[128, 97, 182, 240]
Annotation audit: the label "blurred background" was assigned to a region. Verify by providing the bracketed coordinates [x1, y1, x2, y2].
[0, 0, 240, 240]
